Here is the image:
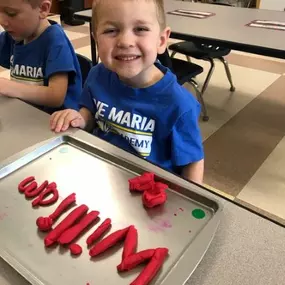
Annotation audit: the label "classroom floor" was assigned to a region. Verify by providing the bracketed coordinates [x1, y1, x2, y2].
[1, 21, 285, 225]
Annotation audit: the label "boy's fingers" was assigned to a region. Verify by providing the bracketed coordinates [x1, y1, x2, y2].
[50, 110, 68, 131]
[70, 118, 82, 128]
[54, 112, 69, 133]
[61, 112, 81, 131]
[50, 111, 60, 130]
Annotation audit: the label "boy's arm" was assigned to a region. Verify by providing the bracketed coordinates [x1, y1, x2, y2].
[0, 32, 13, 69]
[171, 105, 204, 184]
[80, 107, 95, 132]
[0, 73, 68, 107]
[181, 159, 204, 184]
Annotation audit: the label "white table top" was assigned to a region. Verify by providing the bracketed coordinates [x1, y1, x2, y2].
[74, 1, 285, 58]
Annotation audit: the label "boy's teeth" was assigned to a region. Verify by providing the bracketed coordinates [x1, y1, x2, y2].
[117, 56, 138, 61]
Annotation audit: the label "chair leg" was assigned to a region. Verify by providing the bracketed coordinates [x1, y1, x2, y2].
[201, 58, 215, 96]
[186, 56, 192, 62]
[218, 57, 236, 92]
[190, 80, 209, 122]
[191, 78, 199, 88]
[170, 51, 177, 58]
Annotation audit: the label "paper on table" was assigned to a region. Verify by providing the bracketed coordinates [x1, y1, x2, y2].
[247, 19, 285, 31]
[168, 9, 215, 19]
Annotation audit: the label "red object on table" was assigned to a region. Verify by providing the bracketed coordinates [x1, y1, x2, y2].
[18, 176, 35, 193]
[69, 243, 82, 255]
[121, 225, 137, 260]
[25, 180, 48, 198]
[86, 218, 112, 246]
[44, 204, 88, 247]
[32, 185, 59, 207]
[130, 248, 169, 285]
[142, 182, 168, 208]
[128, 172, 155, 192]
[58, 211, 100, 245]
[117, 249, 155, 272]
[36, 193, 76, 232]
[89, 226, 130, 257]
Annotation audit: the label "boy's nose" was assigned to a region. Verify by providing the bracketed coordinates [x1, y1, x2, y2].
[116, 31, 135, 48]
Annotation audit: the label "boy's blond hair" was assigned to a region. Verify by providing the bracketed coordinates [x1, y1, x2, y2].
[92, 0, 167, 30]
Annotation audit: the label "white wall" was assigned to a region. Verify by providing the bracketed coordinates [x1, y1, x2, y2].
[260, 0, 285, 11]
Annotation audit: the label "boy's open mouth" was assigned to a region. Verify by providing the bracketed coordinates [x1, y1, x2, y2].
[115, 55, 141, 61]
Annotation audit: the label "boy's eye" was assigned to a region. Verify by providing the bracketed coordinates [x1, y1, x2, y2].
[7, 12, 17, 17]
[103, 28, 118, 34]
[4, 10, 18, 17]
[135, 27, 149, 33]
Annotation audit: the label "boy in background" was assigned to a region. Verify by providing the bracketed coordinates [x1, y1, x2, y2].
[0, 0, 82, 114]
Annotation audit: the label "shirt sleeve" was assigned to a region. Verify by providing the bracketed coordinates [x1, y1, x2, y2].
[79, 83, 96, 115]
[79, 66, 101, 114]
[45, 43, 77, 81]
[171, 103, 204, 166]
[0, 32, 12, 69]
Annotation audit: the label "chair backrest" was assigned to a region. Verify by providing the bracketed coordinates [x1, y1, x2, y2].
[157, 50, 174, 72]
[76, 53, 93, 87]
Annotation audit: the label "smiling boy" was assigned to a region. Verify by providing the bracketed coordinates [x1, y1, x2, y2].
[50, 0, 204, 184]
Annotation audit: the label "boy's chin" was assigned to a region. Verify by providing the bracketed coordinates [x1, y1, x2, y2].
[8, 33, 23, 42]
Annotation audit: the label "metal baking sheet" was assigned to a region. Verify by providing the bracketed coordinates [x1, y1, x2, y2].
[0, 134, 222, 285]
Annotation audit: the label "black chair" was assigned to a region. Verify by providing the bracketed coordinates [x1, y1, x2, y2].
[158, 50, 209, 121]
[168, 2, 236, 120]
[76, 53, 93, 87]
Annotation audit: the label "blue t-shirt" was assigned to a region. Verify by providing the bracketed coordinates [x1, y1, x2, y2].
[0, 21, 82, 114]
[80, 63, 204, 174]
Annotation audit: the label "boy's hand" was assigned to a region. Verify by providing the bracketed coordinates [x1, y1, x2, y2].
[0, 78, 8, 96]
[50, 109, 87, 133]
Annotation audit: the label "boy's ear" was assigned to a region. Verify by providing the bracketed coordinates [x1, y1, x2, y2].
[157, 26, 171, 55]
[39, 0, 52, 19]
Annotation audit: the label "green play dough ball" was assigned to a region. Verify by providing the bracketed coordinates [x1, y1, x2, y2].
[192, 209, 206, 219]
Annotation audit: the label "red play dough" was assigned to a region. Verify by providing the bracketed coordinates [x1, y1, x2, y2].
[89, 226, 130, 257]
[36, 193, 76, 232]
[47, 182, 57, 189]
[117, 249, 155, 272]
[128, 172, 155, 192]
[122, 225, 137, 260]
[57, 211, 99, 245]
[142, 182, 168, 208]
[25, 180, 48, 198]
[86, 218, 112, 246]
[32, 187, 59, 207]
[36, 217, 53, 232]
[69, 244, 82, 255]
[18, 176, 35, 193]
[44, 205, 88, 247]
[130, 248, 169, 285]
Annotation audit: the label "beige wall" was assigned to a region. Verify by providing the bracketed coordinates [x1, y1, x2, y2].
[259, 0, 285, 10]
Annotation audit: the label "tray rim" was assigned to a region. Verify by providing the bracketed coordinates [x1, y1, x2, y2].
[0, 131, 223, 285]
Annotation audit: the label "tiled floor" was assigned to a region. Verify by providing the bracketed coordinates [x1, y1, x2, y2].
[1, 20, 285, 225]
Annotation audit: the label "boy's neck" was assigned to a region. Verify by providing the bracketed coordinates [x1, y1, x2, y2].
[24, 19, 51, 45]
[120, 64, 164, 89]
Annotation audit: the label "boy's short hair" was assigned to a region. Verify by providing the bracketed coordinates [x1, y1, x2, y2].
[92, 0, 167, 30]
